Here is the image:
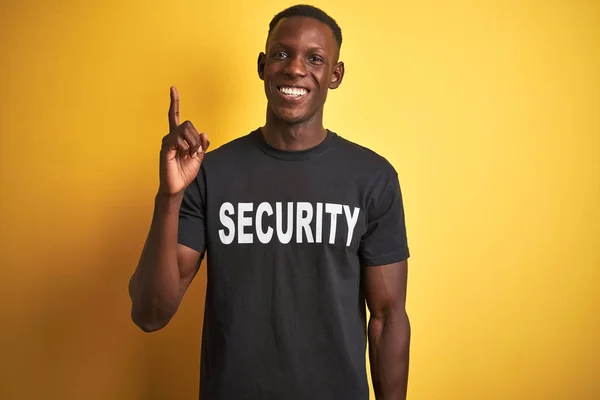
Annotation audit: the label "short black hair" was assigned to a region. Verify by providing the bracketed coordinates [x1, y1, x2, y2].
[268, 4, 342, 50]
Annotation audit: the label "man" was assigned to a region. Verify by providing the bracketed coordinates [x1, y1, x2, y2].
[129, 4, 411, 400]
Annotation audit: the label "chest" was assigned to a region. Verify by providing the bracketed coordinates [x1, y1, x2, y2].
[203, 163, 369, 252]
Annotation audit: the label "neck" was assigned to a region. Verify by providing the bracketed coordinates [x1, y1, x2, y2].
[261, 107, 327, 151]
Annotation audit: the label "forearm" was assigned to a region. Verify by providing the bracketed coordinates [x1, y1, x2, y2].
[129, 192, 183, 331]
[368, 309, 411, 399]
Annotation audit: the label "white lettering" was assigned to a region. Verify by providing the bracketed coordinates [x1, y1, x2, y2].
[325, 203, 343, 244]
[276, 202, 294, 244]
[237, 203, 253, 244]
[256, 202, 274, 243]
[315, 202, 323, 243]
[217, 201, 361, 247]
[296, 202, 314, 243]
[344, 205, 360, 246]
[218, 202, 235, 244]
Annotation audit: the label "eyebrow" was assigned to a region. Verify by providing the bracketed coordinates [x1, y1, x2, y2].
[269, 42, 329, 54]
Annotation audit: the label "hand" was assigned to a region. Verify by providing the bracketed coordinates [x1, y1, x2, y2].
[159, 86, 210, 197]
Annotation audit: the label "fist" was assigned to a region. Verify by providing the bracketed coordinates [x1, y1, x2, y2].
[159, 86, 210, 196]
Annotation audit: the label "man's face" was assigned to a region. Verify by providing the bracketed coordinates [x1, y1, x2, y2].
[258, 16, 344, 125]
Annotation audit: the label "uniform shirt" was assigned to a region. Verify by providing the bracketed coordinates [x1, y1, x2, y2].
[178, 128, 410, 400]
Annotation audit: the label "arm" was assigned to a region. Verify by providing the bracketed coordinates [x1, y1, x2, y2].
[128, 192, 203, 332]
[128, 86, 209, 333]
[360, 163, 411, 397]
[365, 260, 410, 400]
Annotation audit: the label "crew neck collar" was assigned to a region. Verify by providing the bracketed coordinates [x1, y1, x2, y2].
[251, 127, 336, 161]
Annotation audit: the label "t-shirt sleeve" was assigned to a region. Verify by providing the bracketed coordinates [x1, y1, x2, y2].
[359, 166, 410, 266]
[177, 167, 207, 256]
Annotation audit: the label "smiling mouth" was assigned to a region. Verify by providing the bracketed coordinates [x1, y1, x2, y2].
[277, 86, 310, 99]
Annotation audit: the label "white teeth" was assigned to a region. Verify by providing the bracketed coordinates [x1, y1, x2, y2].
[279, 87, 308, 96]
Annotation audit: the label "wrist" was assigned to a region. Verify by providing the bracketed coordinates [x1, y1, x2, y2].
[155, 190, 184, 211]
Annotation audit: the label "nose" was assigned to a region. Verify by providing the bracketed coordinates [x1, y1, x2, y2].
[283, 55, 307, 77]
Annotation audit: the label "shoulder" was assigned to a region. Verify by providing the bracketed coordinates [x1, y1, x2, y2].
[199, 129, 260, 172]
[332, 132, 398, 178]
[204, 132, 255, 160]
[190, 130, 258, 185]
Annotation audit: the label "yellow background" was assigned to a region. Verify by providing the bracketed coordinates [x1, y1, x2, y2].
[1, 0, 598, 399]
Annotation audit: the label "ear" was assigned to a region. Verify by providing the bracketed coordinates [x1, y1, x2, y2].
[329, 61, 345, 89]
[257, 52, 266, 80]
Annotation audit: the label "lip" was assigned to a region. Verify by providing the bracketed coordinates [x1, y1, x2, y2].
[274, 85, 311, 102]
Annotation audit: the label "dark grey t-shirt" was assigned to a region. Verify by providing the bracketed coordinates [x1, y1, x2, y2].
[178, 128, 410, 400]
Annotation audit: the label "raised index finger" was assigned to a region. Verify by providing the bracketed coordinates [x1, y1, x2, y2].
[168, 86, 180, 131]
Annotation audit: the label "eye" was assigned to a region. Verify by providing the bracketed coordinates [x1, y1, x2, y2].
[309, 55, 325, 64]
[273, 51, 288, 59]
